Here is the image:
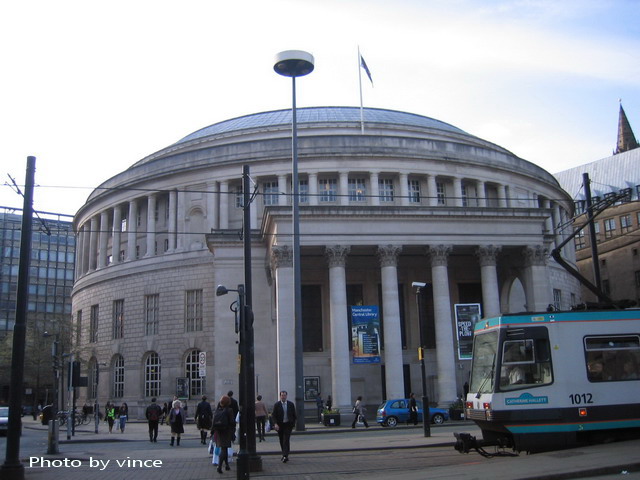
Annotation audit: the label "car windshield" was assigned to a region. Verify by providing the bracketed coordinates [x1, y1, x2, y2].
[0, 407, 8, 416]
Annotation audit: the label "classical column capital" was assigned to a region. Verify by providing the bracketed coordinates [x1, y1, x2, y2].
[476, 245, 502, 266]
[271, 245, 293, 269]
[377, 244, 402, 267]
[427, 244, 452, 267]
[523, 245, 548, 267]
[325, 245, 350, 268]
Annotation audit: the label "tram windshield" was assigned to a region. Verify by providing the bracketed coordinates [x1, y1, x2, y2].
[469, 330, 498, 394]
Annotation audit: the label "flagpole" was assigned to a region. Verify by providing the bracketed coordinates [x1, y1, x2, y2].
[358, 46, 364, 134]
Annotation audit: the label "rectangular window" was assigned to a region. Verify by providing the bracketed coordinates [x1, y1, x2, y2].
[553, 288, 562, 310]
[635, 270, 640, 288]
[319, 178, 337, 202]
[436, 182, 446, 205]
[602, 279, 611, 295]
[235, 186, 243, 209]
[574, 201, 585, 215]
[604, 218, 616, 239]
[461, 184, 468, 207]
[620, 214, 632, 234]
[379, 179, 394, 202]
[408, 179, 421, 203]
[585, 335, 640, 382]
[348, 178, 366, 202]
[263, 181, 279, 206]
[121, 218, 127, 232]
[113, 356, 124, 398]
[145, 294, 159, 336]
[302, 285, 323, 352]
[298, 179, 308, 204]
[90, 305, 99, 343]
[76, 310, 82, 346]
[145, 353, 161, 398]
[185, 289, 203, 332]
[499, 335, 553, 390]
[575, 229, 586, 250]
[112, 299, 124, 340]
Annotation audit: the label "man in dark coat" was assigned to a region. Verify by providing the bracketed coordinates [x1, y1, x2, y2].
[145, 397, 163, 442]
[227, 390, 239, 419]
[271, 390, 297, 463]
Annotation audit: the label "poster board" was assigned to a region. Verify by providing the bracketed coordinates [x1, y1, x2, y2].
[351, 305, 381, 364]
[455, 303, 481, 360]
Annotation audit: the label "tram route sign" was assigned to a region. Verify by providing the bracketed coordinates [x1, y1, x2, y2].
[455, 303, 481, 360]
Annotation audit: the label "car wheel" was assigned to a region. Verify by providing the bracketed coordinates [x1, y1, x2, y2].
[385, 416, 398, 427]
[431, 413, 445, 425]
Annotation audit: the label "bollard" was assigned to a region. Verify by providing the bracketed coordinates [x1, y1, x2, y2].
[47, 419, 59, 454]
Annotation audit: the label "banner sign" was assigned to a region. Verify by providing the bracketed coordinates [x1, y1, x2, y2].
[455, 303, 481, 360]
[351, 305, 381, 364]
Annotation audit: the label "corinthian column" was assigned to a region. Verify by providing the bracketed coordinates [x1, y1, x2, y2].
[98, 211, 109, 268]
[522, 245, 551, 312]
[377, 245, 404, 399]
[325, 245, 351, 411]
[427, 245, 457, 406]
[271, 245, 295, 395]
[475, 245, 502, 318]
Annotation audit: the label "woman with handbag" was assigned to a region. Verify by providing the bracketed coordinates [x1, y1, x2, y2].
[351, 396, 369, 428]
[212, 395, 236, 474]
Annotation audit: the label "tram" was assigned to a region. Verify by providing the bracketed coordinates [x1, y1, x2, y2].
[456, 308, 640, 453]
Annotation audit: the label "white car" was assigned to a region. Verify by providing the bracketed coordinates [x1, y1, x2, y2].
[0, 406, 8, 436]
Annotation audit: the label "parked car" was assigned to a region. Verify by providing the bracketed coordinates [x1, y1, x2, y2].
[376, 398, 449, 427]
[0, 406, 9, 435]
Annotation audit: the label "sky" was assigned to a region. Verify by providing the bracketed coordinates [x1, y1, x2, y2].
[1, 0, 639, 217]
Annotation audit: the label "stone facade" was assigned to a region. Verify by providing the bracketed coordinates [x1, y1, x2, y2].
[72, 107, 579, 418]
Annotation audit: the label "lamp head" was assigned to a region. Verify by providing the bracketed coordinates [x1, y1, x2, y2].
[412, 282, 427, 288]
[274, 50, 315, 78]
[216, 285, 229, 297]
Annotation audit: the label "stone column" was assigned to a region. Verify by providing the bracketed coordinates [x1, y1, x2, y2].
[452, 177, 463, 207]
[497, 184, 507, 208]
[543, 199, 553, 233]
[427, 174, 438, 207]
[399, 173, 409, 206]
[552, 203, 562, 249]
[219, 181, 229, 229]
[278, 174, 288, 206]
[377, 245, 404, 399]
[168, 190, 177, 252]
[112, 205, 122, 264]
[325, 245, 352, 411]
[176, 190, 185, 252]
[208, 181, 219, 231]
[308, 173, 318, 206]
[476, 180, 486, 207]
[271, 246, 296, 396]
[98, 211, 109, 268]
[369, 172, 380, 206]
[339, 171, 349, 206]
[427, 245, 457, 406]
[145, 193, 156, 257]
[75, 224, 85, 277]
[476, 245, 502, 318]
[81, 223, 90, 274]
[522, 245, 551, 312]
[88, 216, 98, 271]
[126, 199, 137, 261]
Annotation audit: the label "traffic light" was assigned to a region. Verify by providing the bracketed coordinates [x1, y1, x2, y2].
[418, 347, 424, 361]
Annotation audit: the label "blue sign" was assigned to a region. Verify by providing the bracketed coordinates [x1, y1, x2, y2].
[351, 306, 381, 364]
[505, 392, 549, 405]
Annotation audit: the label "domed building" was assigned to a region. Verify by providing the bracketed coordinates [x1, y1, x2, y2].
[72, 106, 579, 418]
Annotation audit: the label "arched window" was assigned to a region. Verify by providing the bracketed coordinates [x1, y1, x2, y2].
[185, 349, 202, 398]
[145, 352, 161, 398]
[112, 355, 125, 398]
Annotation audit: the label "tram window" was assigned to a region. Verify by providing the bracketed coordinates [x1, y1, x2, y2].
[499, 338, 553, 390]
[584, 335, 640, 382]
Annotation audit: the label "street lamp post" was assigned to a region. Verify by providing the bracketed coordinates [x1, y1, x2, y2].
[43, 332, 60, 454]
[412, 282, 431, 437]
[273, 50, 314, 432]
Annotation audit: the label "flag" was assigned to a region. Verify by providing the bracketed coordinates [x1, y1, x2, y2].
[360, 55, 373, 85]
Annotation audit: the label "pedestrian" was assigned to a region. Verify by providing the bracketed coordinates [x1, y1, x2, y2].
[271, 390, 296, 463]
[255, 395, 268, 442]
[407, 393, 418, 426]
[212, 395, 236, 474]
[195, 395, 213, 445]
[168, 399, 185, 446]
[227, 390, 239, 419]
[326, 395, 333, 411]
[105, 401, 116, 433]
[118, 402, 128, 433]
[146, 397, 162, 443]
[351, 395, 369, 428]
[161, 402, 169, 424]
[315, 394, 323, 423]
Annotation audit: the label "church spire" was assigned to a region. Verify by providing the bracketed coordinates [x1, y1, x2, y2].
[615, 102, 639, 154]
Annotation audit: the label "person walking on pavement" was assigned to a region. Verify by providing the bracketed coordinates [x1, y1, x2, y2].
[146, 397, 162, 442]
[272, 390, 296, 463]
[168, 399, 185, 446]
[407, 393, 418, 426]
[315, 394, 323, 423]
[351, 396, 369, 428]
[161, 402, 168, 424]
[255, 395, 268, 442]
[118, 402, 128, 433]
[195, 395, 213, 445]
[325, 395, 332, 411]
[227, 390, 239, 419]
[212, 395, 236, 474]
[105, 401, 116, 434]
